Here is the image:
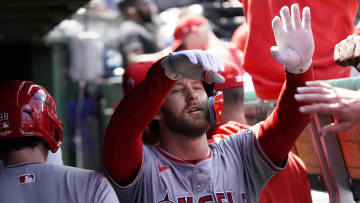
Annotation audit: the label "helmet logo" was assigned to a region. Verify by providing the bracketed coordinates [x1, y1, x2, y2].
[32, 93, 51, 107]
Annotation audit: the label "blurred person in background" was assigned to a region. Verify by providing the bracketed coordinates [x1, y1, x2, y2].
[116, 0, 166, 67]
[172, 13, 245, 75]
[67, 84, 102, 170]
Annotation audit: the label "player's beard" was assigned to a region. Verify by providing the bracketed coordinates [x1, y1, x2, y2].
[161, 101, 210, 138]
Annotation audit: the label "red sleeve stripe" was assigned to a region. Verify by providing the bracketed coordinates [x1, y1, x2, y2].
[253, 126, 285, 172]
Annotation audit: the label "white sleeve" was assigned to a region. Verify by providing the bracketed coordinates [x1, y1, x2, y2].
[93, 172, 120, 203]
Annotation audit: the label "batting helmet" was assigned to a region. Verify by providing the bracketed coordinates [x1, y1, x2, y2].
[0, 80, 63, 153]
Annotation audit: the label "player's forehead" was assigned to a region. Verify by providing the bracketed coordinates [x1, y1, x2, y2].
[174, 77, 203, 87]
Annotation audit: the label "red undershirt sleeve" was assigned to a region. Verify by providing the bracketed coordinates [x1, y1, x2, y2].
[258, 67, 314, 164]
[102, 58, 176, 186]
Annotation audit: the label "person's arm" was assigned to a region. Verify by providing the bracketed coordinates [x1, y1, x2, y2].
[102, 58, 176, 186]
[121, 33, 171, 65]
[258, 68, 313, 164]
[257, 4, 314, 165]
[295, 81, 360, 134]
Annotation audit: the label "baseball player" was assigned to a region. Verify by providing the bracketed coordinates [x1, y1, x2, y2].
[103, 4, 314, 202]
[0, 80, 119, 203]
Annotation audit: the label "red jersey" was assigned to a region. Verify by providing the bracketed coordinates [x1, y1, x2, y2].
[233, 0, 359, 99]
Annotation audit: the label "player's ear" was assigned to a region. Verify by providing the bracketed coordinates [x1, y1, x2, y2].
[127, 6, 136, 14]
[154, 111, 161, 120]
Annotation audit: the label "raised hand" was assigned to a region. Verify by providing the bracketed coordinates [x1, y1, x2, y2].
[161, 49, 225, 84]
[271, 4, 314, 74]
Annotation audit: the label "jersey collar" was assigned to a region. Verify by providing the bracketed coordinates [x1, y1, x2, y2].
[155, 145, 212, 165]
[6, 161, 45, 168]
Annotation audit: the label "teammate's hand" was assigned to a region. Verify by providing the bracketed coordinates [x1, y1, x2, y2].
[271, 4, 314, 74]
[161, 50, 225, 84]
[295, 81, 360, 134]
[334, 35, 360, 71]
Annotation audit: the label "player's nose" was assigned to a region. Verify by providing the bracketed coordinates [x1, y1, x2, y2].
[185, 87, 199, 102]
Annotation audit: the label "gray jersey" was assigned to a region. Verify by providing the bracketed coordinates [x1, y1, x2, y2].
[110, 127, 285, 203]
[0, 162, 119, 203]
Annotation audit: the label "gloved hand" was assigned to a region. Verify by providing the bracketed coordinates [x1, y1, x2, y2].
[271, 4, 314, 74]
[334, 35, 360, 71]
[161, 49, 225, 84]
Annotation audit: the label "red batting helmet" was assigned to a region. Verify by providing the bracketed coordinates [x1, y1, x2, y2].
[0, 80, 63, 153]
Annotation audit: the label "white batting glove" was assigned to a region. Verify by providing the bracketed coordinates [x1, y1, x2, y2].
[161, 49, 225, 84]
[271, 4, 314, 74]
[334, 35, 360, 71]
